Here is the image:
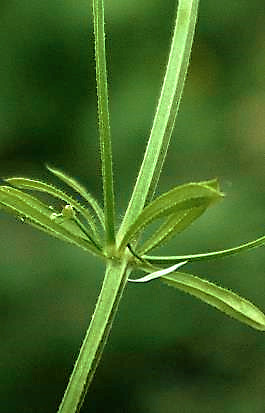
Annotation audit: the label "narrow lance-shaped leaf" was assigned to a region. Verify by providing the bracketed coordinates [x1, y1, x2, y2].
[119, 180, 223, 250]
[138, 178, 222, 254]
[46, 166, 105, 228]
[162, 271, 265, 331]
[0, 186, 88, 248]
[144, 235, 265, 265]
[6, 176, 102, 245]
[138, 205, 207, 255]
[0, 186, 102, 256]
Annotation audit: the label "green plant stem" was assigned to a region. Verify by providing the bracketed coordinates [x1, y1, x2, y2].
[117, 0, 199, 244]
[93, 0, 115, 245]
[57, 258, 131, 413]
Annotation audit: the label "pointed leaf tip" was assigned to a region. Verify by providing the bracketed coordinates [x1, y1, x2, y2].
[120, 179, 223, 249]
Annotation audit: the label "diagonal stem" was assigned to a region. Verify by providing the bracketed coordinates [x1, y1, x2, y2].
[117, 0, 199, 244]
[57, 258, 131, 413]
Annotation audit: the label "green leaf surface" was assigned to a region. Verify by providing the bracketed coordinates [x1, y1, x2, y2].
[0, 186, 102, 256]
[6, 176, 102, 245]
[162, 271, 265, 331]
[138, 177, 221, 254]
[120, 180, 223, 249]
[144, 235, 265, 265]
[46, 166, 105, 227]
[138, 205, 207, 255]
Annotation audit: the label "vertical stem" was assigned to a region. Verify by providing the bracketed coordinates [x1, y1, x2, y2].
[93, 0, 115, 245]
[57, 258, 131, 413]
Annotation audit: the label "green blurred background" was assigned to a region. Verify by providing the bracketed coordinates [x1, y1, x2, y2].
[0, 0, 264, 412]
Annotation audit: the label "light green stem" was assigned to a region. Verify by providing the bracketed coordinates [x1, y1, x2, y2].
[117, 0, 199, 244]
[93, 0, 115, 245]
[57, 258, 131, 413]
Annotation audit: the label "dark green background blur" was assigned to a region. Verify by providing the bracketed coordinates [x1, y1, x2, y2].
[0, 1, 264, 412]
